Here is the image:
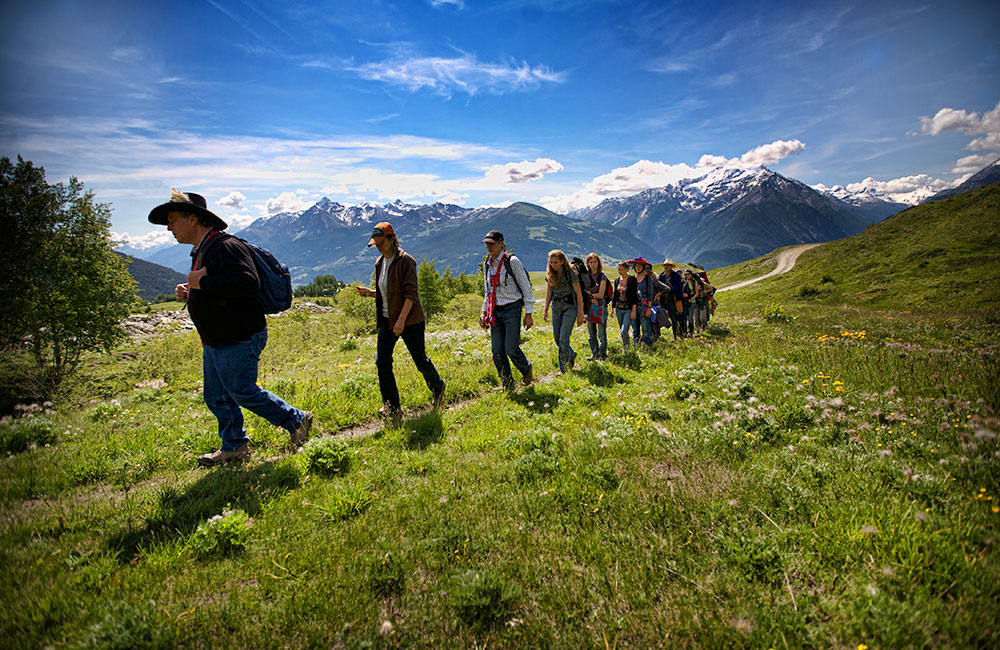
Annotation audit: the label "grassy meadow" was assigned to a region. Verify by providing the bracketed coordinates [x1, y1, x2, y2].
[2, 189, 999, 648]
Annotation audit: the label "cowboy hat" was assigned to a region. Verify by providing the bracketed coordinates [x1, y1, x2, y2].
[148, 189, 228, 230]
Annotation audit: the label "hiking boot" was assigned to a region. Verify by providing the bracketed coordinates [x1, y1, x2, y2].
[290, 411, 312, 447]
[198, 445, 251, 467]
[521, 368, 533, 386]
[586, 355, 596, 361]
[432, 381, 446, 408]
[378, 402, 402, 421]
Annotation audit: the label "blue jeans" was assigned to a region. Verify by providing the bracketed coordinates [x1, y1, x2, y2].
[587, 308, 607, 358]
[551, 301, 578, 372]
[490, 301, 532, 385]
[615, 307, 634, 349]
[636, 314, 652, 346]
[203, 329, 306, 451]
[376, 317, 443, 409]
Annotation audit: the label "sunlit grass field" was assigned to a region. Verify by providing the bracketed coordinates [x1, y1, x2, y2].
[2, 186, 999, 648]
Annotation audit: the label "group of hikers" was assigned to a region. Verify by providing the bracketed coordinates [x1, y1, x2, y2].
[149, 190, 716, 466]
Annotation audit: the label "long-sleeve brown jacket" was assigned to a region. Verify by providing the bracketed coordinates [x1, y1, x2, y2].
[374, 248, 426, 326]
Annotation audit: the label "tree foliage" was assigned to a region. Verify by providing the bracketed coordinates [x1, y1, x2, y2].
[0, 156, 139, 394]
[417, 258, 444, 320]
[293, 274, 343, 298]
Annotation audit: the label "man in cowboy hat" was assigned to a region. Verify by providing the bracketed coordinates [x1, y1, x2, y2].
[658, 258, 686, 341]
[149, 190, 312, 467]
[479, 229, 535, 389]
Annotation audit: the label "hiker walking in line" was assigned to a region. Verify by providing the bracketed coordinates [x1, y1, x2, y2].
[149, 190, 311, 467]
[658, 258, 686, 341]
[584, 253, 610, 360]
[543, 249, 586, 372]
[479, 230, 535, 389]
[356, 222, 445, 419]
[632, 258, 666, 347]
[683, 269, 698, 335]
[699, 270, 717, 326]
[612, 260, 639, 350]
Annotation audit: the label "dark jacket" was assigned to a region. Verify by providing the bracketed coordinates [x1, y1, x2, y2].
[658, 270, 685, 305]
[189, 232, 265, 346]
[612, 275, 639, 310]
[374, 249, 426, 327]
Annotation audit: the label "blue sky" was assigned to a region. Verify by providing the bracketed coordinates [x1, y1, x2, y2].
[1, 0, 998, 246]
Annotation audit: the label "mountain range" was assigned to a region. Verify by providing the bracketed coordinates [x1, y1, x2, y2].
[925, 158, 1000, 202]
[120, 159, 997, 284]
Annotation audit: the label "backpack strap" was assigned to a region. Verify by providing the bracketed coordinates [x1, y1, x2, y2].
[192, 230, 228, 271]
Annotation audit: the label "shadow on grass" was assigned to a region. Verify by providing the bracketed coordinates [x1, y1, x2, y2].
[579, 362, 627, 388]
[104, 460, 300, 561]
[404, 409, 445, 450]
[509, 387, 561, 414]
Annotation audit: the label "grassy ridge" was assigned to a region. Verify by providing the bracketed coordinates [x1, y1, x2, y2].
[724, 182, 1000, 312]
[1, 189, 998, 648]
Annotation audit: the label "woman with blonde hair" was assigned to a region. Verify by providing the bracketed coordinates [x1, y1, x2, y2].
[543, 249, 585, 372]
[584, 252, 610, 360]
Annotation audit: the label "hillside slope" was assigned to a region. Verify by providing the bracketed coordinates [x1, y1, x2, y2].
[116, 252, 186, 301]
[718, 182, 1000, 313]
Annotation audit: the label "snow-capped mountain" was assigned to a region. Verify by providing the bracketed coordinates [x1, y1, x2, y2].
[127, 197, 658, 283]
[813, 185, 910, 224]
[926, 157, 1000, 202]
[571, 166, 876, 269]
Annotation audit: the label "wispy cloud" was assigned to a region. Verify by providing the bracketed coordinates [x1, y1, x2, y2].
[429, 0, 464, 8]
[347, 51, 567, 97]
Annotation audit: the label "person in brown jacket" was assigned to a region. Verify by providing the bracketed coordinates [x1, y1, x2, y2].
[356, 222, 445, 418]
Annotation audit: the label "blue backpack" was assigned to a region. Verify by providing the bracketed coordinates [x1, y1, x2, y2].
[195, 233, 292, 314]
[242, 240, 292, 314]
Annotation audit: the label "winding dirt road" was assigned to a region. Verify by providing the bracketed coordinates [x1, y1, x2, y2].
[716, 243, 822, 293]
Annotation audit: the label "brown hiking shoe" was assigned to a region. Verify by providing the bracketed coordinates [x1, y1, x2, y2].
[521, 368, 533, 386]
[290, 411, 312, 447]
[378, 402, 402, 422]
[197, 445, 251, 467]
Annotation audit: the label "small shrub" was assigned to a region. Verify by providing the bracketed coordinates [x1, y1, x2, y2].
[315, 481, 375, 521]
[706, 324, 731, 337]
[819, 275, 834, 284]
[339, 375, 375, 399]
[0, 416, 56, 454]
[302, 437, 352, 476]
[189, 508, 253, 557]
[608, 347, 642, 371]
[81, 600, 175, 649]
[368, 550, 405, 596]
[88, 400, 123, 422]
[674, 382, 699, 399]
[797, 286, 821, 299]
[727, 534, 784, 584]
[581, 362, 626, 387]
[513, 448, 560, 483]
[339, 337, 358, 351]
[450, 569, 520, 628]
[763, 303, 794, 323]
[583, 460, 620, 490]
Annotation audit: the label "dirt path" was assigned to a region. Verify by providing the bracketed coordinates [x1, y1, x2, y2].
[716, 243, 822, 293]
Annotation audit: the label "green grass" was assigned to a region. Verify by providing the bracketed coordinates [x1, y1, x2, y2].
[1, 190, 999, 648]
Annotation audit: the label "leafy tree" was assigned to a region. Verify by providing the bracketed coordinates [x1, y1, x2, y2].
[293, 274, 342, 298]
[417, 258, 444, 320]
[0, 156, 139, 395]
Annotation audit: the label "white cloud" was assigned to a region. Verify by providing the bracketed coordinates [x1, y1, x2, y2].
[264, 191, 313, 215]
[542, 140, 806, 213]
[321, 168, 468, 205]
[217, 191, 246, 210]
[348, 52, 567, 97]
[845, 174, 952, 205]
[111, 229, 175, 250]
[736, 139, 806, 167]
[952, 153, 999, 174]
[482, 158, 563, 184]
[225, 212, 258, 232]
[429, 0, 464, 7]
[919, 100, 1000, 168]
